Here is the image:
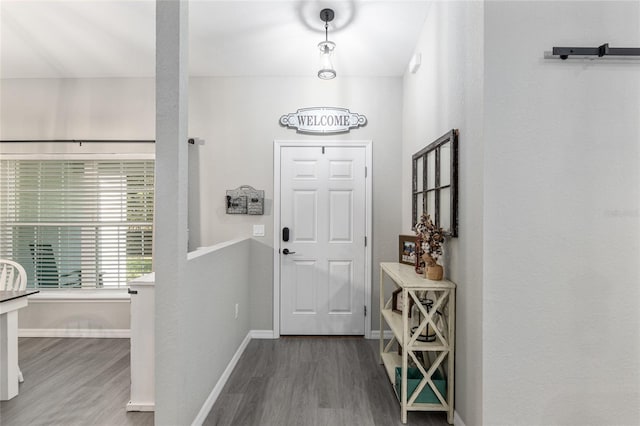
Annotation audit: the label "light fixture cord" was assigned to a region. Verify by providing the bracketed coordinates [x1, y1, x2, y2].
[324, 11, 329, 42]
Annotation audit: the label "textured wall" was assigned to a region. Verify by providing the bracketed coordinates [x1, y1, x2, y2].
[180, 239, 251, 424]
[401, 2, 485, 425]
[483, 2, 640, 425]
[18, 298, 130, 333]
[0, 77, 155, 141]
[1, 74, 404, 334]
[187, 76, 404, 332]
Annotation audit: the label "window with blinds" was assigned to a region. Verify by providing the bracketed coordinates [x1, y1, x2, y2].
[0, 158, 154, 289]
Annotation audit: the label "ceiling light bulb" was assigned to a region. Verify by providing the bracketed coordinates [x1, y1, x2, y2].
[318, 41, 336, 80]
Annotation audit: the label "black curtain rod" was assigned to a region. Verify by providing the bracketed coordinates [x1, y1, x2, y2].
[551, 43, 640, 60]
[0, 139, 155, 144]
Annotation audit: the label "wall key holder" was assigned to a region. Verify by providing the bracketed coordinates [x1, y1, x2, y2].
[226, 185, 264, 215]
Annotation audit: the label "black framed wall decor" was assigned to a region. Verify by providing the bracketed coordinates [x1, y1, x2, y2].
[412, 129, 459, 237]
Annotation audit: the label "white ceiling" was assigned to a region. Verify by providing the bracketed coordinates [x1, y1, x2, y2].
[0, 0, 431, 79]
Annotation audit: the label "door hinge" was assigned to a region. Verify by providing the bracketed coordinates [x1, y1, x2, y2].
[322, 146, 325, 154]
[365, 167, 367, 177]
[364, 236, 367, 247]
[364, 305, 367, 316]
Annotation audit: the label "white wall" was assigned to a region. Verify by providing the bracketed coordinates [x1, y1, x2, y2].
[18, 296, 130, 336]
[0, 78, 154, 157]
[178, 239, 251, 424]
[484, 1, 640, 425]
[1, 75, 403, 333]
[188, 76, 404, 331]
[402, 2, 484, 425]
[0, 78, 154, 141]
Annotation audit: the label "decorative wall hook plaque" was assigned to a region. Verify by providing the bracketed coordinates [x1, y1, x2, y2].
[279, 107, 367, 134]
[226, 185, 264, 215]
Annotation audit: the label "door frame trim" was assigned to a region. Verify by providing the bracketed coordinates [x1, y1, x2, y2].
[273, 140, 373, 338]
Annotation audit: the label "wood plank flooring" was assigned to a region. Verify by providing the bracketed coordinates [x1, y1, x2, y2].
[3, 337, 450, 426]
[0, 338, 153, 426]
[204, 337, 449, 426]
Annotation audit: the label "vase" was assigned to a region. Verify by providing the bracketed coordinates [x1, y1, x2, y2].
[426, 264, 443, 281]
[422, 253, 435, 267]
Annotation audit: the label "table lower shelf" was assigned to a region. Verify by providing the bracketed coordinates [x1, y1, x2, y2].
[390, 392, 450, 412]
[381, 349, 449, 411]
[381, 351, 401, 384]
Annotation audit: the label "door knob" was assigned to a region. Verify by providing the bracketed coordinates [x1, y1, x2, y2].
[282, 248, 296, 255]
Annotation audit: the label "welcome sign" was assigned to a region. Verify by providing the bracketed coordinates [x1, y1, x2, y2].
[280, 107, 367, 134]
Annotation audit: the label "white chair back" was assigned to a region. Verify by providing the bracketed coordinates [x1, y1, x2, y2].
[0, 259, 27, 291]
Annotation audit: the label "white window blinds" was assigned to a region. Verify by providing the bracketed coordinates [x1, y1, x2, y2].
[0, 159, 154, 289]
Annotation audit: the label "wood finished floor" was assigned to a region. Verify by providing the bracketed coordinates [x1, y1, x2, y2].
[0, 338, 153, 426]
[3, 337, 450, 426]
[204, 337, 449, 426]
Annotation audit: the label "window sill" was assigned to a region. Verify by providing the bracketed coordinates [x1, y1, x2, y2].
[28, 289, 130, 302]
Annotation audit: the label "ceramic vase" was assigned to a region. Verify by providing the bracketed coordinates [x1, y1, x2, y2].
[426, 264, 443, 281]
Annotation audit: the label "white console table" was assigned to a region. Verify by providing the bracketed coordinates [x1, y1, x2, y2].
[379, 262, 456, 424]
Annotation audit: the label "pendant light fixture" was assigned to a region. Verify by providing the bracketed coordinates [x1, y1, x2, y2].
[317, 8, 336, 80]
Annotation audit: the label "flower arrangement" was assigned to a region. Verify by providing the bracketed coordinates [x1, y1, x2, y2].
[415, 214, 445, 267]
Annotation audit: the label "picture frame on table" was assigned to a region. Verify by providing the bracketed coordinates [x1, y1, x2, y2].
[398, 234, 417, 266]
[392, 288, 413, 318]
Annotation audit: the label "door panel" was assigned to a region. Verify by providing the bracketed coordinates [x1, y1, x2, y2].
[327, 260, 352, 313]
[329, 160, 353, 179]
[293, 160, 318, 179]
[280, 146, 366, 335]
[293, 260, 317, 313]
[293, 190, 317, 242]
[329, 191, 353, 242]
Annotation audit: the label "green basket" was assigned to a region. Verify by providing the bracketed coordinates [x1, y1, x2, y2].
[395, 367, 446, 404]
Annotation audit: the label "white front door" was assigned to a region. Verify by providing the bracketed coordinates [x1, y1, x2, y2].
[279, 145, 366, 335]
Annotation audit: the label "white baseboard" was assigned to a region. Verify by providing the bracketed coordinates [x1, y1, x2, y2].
[454, 410, 466, 426]
[250, 329, 276, 339]
[126, 402, 155, 412]
[18, 328, 130, 338]
[191, 331, 252, 426]
[369, 329, 394, 339]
